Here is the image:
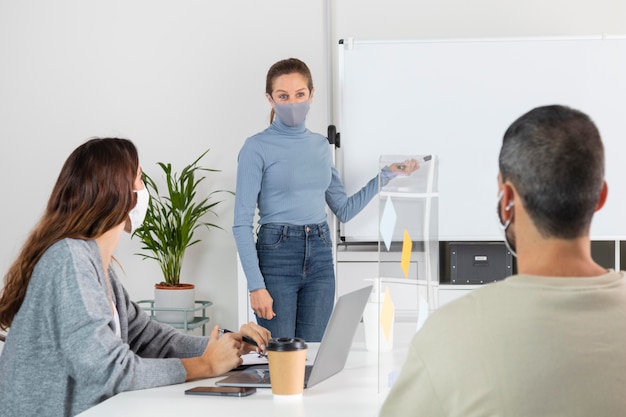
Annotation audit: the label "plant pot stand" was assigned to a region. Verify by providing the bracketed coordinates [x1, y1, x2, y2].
[136, 300, 213, 335]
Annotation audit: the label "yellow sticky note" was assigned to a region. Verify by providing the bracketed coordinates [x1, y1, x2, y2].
[381, 287, 395, 342]
[401, 229, 412, 278]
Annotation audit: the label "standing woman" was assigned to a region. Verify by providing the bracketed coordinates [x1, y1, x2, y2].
[0, 138, 270, 417]
[233, 58, 418, 342]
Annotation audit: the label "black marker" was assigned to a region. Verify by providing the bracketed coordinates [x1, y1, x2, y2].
[397, 155, 432, 171]
[218, 328, 258, 347]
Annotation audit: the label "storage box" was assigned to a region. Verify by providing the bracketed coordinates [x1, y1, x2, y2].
[449, 242, 513, 284]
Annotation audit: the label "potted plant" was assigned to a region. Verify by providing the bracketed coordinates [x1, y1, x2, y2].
[132, 149, 232, 323]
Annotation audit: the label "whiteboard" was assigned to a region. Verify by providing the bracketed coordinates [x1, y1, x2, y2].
[337, 36, 626, 242]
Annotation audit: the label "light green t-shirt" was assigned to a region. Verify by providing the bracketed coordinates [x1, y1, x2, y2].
[380, 271, 626, 417]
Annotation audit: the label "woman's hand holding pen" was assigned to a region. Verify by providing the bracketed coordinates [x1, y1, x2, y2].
[238, 321, 271, 354]
[182, 325, 246, 381]
[389, 159, 420, 175]
[181, 323, 272, 381]
[219, 323, 270, 355]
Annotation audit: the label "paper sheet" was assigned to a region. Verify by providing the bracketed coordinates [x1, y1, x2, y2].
[241, 352, 268, 366]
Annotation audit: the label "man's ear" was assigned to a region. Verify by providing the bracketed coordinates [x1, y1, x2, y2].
[595, 181, 608, 212]
[499, 182, 516, 220]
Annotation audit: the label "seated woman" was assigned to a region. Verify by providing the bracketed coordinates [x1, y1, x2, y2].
[0, 137, 270, 417]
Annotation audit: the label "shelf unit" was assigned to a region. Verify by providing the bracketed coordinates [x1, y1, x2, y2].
[136, 300, 212, 335]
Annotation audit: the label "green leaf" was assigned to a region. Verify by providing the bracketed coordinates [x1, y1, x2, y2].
[131, 149, 232, 286]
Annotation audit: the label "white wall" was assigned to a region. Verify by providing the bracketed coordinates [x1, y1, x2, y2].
[1, 0, 624, 329]
[0, 0, 328, 330]
[330, 0, 625, 41]
[328, 0, 626, 161]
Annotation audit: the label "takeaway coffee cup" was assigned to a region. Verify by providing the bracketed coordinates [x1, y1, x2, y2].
[267, 337, 308, 396]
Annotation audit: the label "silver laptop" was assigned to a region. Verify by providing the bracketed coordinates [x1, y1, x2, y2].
[216, 285, 373, 389]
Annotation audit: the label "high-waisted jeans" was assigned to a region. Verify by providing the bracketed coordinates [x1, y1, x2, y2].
[255, 222, 335, 342]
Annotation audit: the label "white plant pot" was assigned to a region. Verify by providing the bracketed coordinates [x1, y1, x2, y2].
[154, 283, 195, 324]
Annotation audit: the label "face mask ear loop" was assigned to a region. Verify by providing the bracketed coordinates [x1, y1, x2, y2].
[497, 191, 509, 229]
[497, 191, 515, 226]
[497, 190, 517, 257]
[502, 224, 518, 258]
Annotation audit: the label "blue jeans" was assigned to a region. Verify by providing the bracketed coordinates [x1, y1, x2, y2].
[255, 222, 335, 342]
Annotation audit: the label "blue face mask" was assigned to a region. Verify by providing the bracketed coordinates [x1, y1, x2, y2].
[273, 100, 310, 127]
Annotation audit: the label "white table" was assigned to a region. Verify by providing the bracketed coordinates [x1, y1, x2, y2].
[78, 342, 409, 417]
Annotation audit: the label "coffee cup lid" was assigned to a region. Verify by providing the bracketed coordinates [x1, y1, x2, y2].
[267, 337, 308, 352]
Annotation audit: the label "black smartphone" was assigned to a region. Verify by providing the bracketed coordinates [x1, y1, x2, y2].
[184, 386, 256, 397]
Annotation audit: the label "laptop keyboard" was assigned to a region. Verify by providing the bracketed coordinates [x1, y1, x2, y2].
[254, 365, 313, 384]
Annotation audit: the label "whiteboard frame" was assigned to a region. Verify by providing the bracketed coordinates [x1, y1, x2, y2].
[336, 35, 626, 242]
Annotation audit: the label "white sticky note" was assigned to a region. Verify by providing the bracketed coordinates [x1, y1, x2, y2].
[379, 195, 397, 251]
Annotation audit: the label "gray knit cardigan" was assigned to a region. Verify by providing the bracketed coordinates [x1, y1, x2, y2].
[0, 238, 208, 416]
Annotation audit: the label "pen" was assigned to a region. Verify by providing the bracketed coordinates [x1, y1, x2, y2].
[218, 328, 258, 347]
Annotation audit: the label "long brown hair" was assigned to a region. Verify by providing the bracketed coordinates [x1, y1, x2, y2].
[266, 58, 314, 124]
[0, 138, 139, 330]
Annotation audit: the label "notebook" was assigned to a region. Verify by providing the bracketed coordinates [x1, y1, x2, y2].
[216, 285, 373, 389]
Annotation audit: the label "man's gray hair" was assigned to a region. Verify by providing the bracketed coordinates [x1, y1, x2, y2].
[499, 105, 604, 239]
